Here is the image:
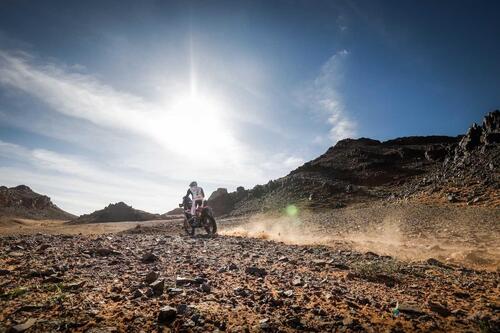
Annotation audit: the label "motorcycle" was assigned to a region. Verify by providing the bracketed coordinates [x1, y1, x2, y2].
[179, 196, 217, 236]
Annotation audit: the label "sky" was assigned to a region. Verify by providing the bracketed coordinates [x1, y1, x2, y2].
[0, 0, 499, 215]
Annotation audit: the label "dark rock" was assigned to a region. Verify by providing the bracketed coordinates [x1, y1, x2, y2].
[144, 288, 154, 297]
[428, 302, 451, 317]
[245, 266, 267, 277]
[425, 145, 448, 161]
[167, 288, 183, 295]
[453, 291, 470, 299]
[94, 248, 120, 256]
[27, 268, 56, 277]
[145, 271, 159, 284]
[157, 306, 177, 324]
[207, 188, 234, 217]
[176, 304, 193, 315]
[200, 283, 211, 293]
[132, 289, 144, 299]
[285, 316, 303, 329]
[259, 318, 271, 330]
[398, 303, 426, 316]
[141, 252, 158, 263]
[150, 279, 165, 296]
[482, 110, 500, 134]
[459, 123, 483, 151]
[426, 258, 452, 269]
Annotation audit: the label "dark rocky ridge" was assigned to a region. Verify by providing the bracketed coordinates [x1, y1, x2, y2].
[70, 202, 161, 224]
[209, 110, 500, 216]
[0, 185, 75, 220]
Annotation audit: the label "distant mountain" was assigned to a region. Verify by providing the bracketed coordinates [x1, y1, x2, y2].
[208, 110, 500, 216]
[165, 207, 184, 215]
[0, 185, 76, 220]
[69, 201, 161, 224]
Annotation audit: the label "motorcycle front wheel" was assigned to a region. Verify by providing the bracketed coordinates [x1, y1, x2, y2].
[183, 216, 195, 236]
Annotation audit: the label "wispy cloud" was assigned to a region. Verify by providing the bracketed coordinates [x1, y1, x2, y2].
[301, 49, 357, 144]
[2, 51, 256, 167]
[0, 140, 179, 214]
[0, 49, 306, 213]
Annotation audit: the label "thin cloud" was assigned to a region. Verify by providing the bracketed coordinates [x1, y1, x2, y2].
[0, 49, 309, 213]
[0, 140, 179, 214]
[301, 49, 357, 144]
[0, 50, 242, 166]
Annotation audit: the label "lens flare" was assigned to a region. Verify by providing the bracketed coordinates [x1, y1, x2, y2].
[285, 204, 298, 217]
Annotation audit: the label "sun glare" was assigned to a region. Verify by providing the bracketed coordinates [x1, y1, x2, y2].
[153, 91, 239, 164]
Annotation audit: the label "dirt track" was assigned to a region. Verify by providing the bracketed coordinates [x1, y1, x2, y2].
[0, 202, 499, 332]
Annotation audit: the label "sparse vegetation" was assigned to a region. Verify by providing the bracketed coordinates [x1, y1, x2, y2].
[0, 286, 28, 300]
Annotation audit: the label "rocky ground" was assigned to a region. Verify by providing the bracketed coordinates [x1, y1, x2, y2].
[1, 111, 498, 332]
[1, 205, 499, 333]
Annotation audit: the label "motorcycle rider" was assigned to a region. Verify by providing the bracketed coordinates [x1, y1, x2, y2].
[186, 181, 205, 218]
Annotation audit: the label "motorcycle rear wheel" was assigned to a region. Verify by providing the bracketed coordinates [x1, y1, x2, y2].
[203, 215, 217, 235]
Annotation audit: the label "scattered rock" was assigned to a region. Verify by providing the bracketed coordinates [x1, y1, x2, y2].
[245, 266, 267, 277]
[145, 271, 159, 284]
[94, 248, 119, 256]
[141, 252, 158, 263]
[150, 279, 165, 296]
[200, 283, 211, 293]
[176, 277, 198, 286]
[398, 303, 426, 316]
[157, 306, 177, 324]
[132, 289, 144, 299]
[167, 288, 183, 295]
[10, 318, 37, 332]
[428, 302, 451, 317]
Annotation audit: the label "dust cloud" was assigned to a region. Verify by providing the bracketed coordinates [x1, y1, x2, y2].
[221, 214, 334, 246]
[221, 211, 499, 270]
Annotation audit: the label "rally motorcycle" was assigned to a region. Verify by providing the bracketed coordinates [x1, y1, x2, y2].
[179, 196, 217, 236]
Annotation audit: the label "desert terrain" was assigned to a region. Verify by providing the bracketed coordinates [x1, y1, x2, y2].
[1, 200, 499, 333]
[1, 112, 499, 332]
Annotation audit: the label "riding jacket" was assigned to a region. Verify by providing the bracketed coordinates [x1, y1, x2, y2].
[187, 186, 205, 201]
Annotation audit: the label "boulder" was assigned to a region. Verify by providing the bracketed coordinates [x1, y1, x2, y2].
[459, 123, 483, 151]
[150, 279, 165, 296]
[157, 306, 177, 324]
[207, 188, 234, 216]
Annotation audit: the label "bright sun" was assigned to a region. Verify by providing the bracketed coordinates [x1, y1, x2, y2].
[154, 92, 238, 163]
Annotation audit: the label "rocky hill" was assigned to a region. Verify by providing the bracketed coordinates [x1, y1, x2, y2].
[208, 110, 500, 216]
[70, 202, 161, 224]
[0, 185, 75, 220]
